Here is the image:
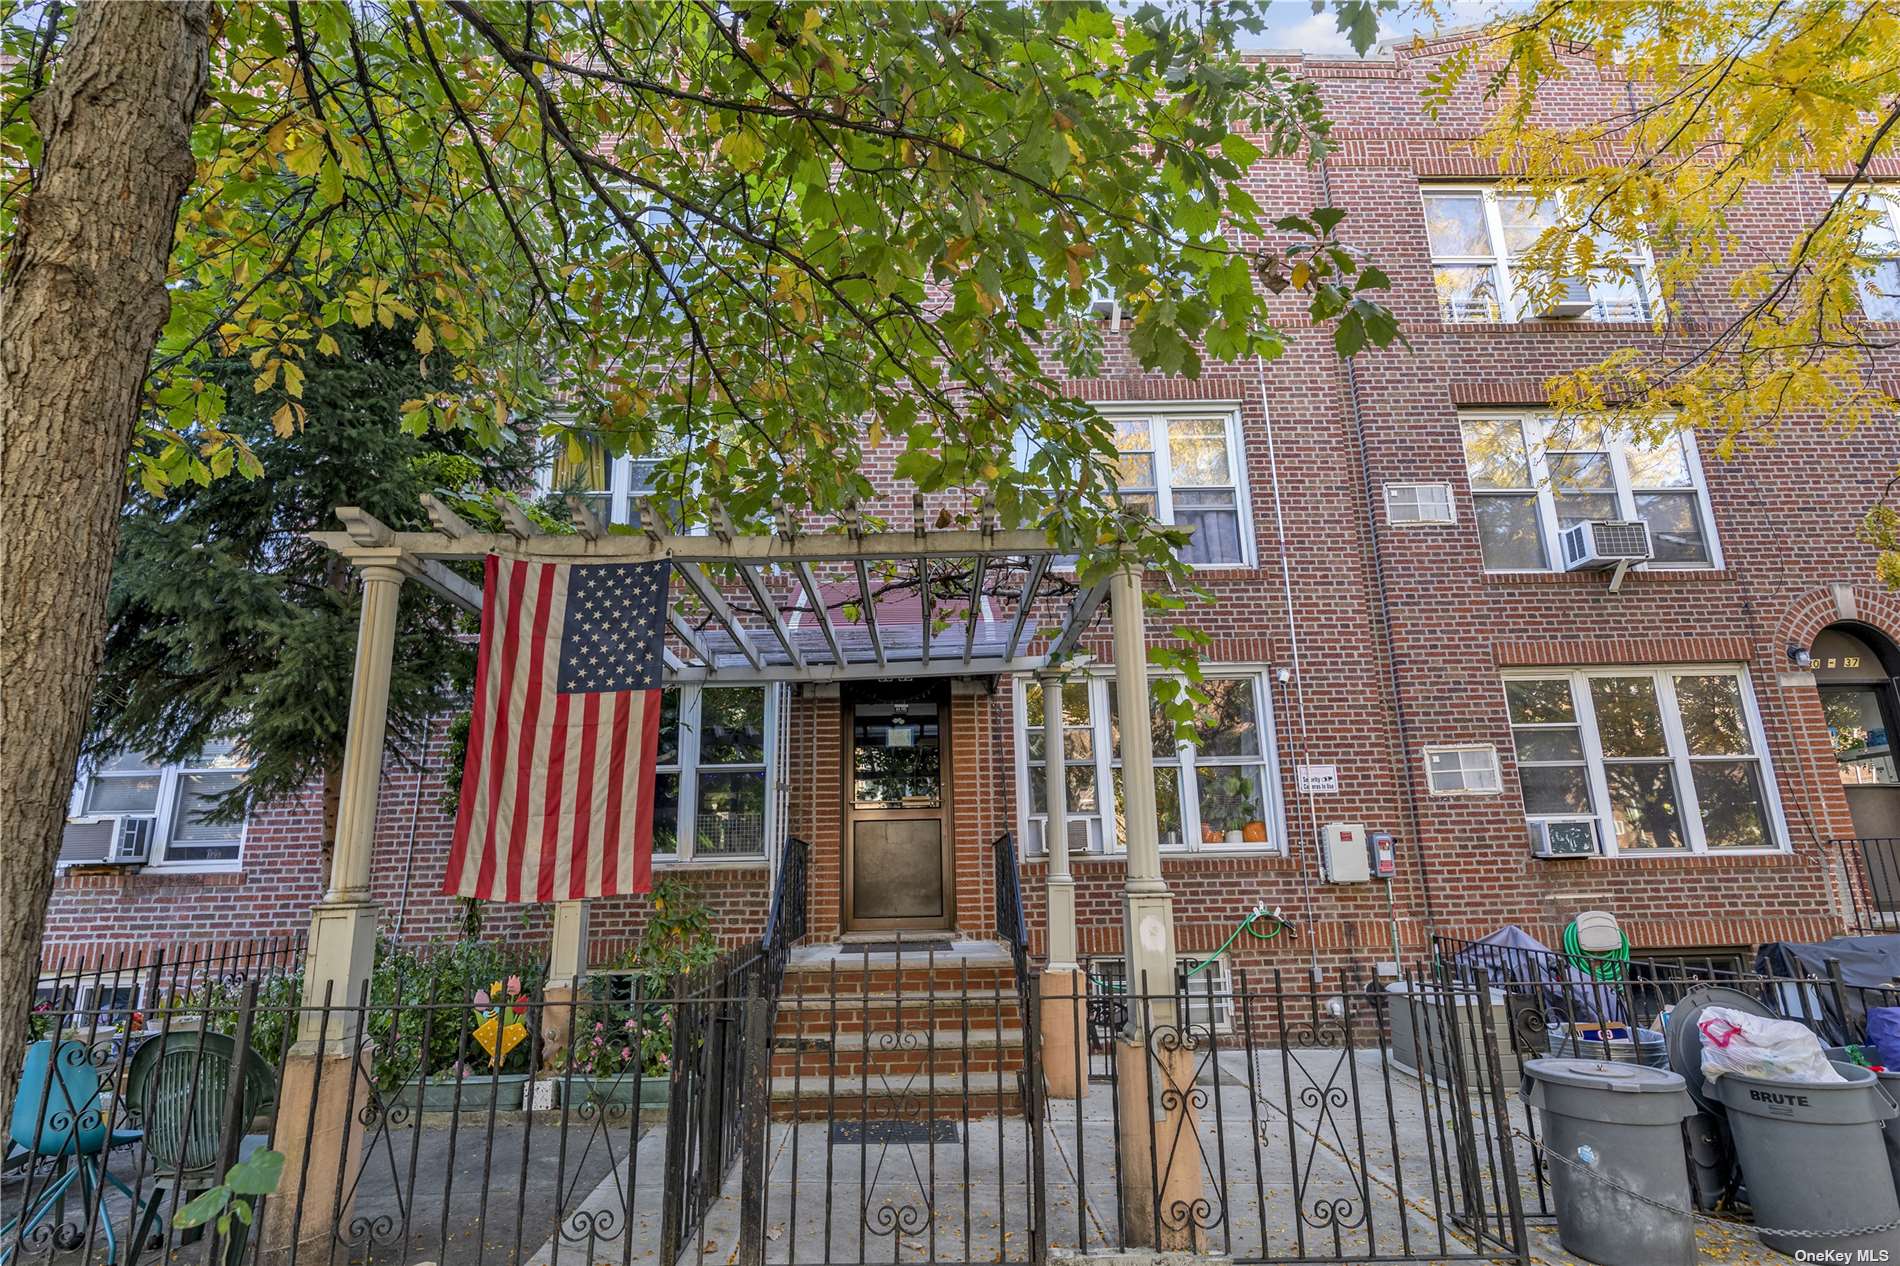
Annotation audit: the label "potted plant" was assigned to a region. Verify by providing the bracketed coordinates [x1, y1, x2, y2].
[1211, 774, 1258, 845]
[552, 1014, 674, 1109]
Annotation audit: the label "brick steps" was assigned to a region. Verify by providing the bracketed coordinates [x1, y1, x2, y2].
[769, 941, 1028, 1116]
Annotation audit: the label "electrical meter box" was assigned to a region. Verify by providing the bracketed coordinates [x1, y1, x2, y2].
[1368, 831, 1396, 880]
[1319, 823, 1369, 883]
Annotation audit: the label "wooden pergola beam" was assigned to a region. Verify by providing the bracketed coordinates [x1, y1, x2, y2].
[793, 562, 847, 667]
[306, 526, 1070, 565]
[853, 559, 886, 668]
[1048, 575, 1110, 662]
[674, 563, 766, 672]
[734, 562, 805, 669]
[1003, 554, 1051, 662]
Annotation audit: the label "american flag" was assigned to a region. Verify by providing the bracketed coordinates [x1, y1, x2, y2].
[445, 556, 670, 901]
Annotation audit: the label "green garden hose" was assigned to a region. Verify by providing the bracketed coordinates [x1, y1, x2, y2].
[1561, 918, 1630, 982]
[1181, 904, 1292, 978]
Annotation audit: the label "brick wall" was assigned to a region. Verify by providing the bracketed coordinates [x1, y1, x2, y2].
[43, 36, 1896, 980]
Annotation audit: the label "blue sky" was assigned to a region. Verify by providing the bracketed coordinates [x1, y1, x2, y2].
[1248, 1, 1501, 56]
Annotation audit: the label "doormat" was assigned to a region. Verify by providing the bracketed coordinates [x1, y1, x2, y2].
[829, 1120, 960, 1145]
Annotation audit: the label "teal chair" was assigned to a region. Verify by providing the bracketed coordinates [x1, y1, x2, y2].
[2, 1039, 142, 1264]
[121, 1030, 275, 1266]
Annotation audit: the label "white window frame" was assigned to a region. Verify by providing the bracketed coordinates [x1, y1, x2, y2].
[1384, 482, 1457, 526]
[1424, 744, 1503, 796]
[1499, 666, 1789, 857]
[67, 752, 250, 873]
[1016, 403, 1255, 570]
[1420, 184, 1662, 324]
[1012, 667, 1286, 857]
[534, 434, 668, 529]
[1459, 410, 1723, 574]
[652, 683, 778, 865]
[1847, 184, 1900, 321]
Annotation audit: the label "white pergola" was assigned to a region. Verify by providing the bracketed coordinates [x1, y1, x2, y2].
[311, 492, 1110, 683]
[263, 491, 1187, 1253]
[298, 492, 1181, 1070]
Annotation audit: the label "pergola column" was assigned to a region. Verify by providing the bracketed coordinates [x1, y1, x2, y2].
[541, 899, 591, 1069]
[1036, 666, 1085, 1099]
[1108, 551, 1200, 1250]
[267, 550, 408, 1261]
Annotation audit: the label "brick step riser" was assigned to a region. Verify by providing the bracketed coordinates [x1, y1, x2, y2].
[768, 1047, 1026, 1080]
[780, 969, 1020, 995]
[769, 1092, 1023, 1121]
[773, 1009, 1023, 1041]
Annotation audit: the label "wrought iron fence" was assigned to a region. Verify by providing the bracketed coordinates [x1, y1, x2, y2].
[990, 832, 1030, 1005]
[1832, 835, 1900, 933]
[760, 838, 809, 986]
[1050, 966, 1529, 1264]
[32, 937, 306, 1036]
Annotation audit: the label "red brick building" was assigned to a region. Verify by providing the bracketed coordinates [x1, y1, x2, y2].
[45, 36, 1900, 983]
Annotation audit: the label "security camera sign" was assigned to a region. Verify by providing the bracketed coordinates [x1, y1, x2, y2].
[1297, 765, 1339, 794]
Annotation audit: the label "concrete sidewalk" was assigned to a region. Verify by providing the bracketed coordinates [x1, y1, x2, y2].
[524, 1045, 1785, 1266]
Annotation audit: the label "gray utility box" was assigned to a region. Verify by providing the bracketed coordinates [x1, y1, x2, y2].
[1522, 1058, 1698, 1266]
[1386, 982, 1522, 1087]
[1711, 1060, 1900, 1258]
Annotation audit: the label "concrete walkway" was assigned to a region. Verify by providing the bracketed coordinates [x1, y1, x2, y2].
[520, 1046, 1787, 1266]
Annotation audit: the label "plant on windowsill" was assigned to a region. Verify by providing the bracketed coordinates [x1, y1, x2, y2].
[1212, 774, 1259, 845]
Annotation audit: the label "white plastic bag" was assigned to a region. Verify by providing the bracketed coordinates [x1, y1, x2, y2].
[1697, 1006, 1845, 1084]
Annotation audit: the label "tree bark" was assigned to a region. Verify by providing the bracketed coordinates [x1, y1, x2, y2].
[0, 0, 210, 1101]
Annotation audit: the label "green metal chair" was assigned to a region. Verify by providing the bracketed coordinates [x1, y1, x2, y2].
[120, 1030, 275, 1266]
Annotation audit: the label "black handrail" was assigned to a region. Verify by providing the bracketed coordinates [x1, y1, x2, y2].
[1830, 836, 1900, 934]
[992, 830, 1031, 1002]
[760, 835, 809, 987]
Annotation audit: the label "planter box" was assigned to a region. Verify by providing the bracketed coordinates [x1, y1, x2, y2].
[557, 1074, 672, 1110]
[401, 1072, 531, 1111]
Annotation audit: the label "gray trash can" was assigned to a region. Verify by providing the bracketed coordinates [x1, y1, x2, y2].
[1548, 1023, 1667, 1068]
[1829, 1046, 1900, 1198]
[1710, 1060, 1900, 1257]
[1521, 1057, 1697, 1266]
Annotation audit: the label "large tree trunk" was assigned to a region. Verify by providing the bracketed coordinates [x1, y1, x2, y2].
[0, 1, 210, 1101]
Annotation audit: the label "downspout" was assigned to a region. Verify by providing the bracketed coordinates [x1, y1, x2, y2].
[1319, 156, 1439, 941]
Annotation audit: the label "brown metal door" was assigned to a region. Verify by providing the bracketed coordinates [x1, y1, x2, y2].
[845, 695, 952, 930]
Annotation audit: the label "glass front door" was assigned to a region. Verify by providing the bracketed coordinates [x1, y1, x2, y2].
[846, 697, 951, 929]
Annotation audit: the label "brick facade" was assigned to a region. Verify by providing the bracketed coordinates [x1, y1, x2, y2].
[43, 39, 1899, 984]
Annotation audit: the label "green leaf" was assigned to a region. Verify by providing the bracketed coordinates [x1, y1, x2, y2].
[317, 156, 344, 207]
[227, 1149, 285, 1196]
[174, 1187, 231, 1230]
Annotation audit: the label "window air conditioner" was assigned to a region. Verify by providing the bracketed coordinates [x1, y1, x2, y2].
[1561, 520, 1653, 571]
[1535, 278, 1597, 319]
[108, 815, 155, 864]
[1066, 816, 1100, 854]
[1530, 818, 1600, 859]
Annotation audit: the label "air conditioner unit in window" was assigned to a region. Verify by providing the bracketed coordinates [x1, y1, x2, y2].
[1065, 817, 1101, 854]
[1530, 818, 1600, 859]
[1560, 520, 1653, 591]
[1535, 278, 1597, 319]
[108, 815, 156, 864]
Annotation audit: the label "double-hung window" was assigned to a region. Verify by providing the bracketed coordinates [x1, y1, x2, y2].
[1422, 186, 1657, 324]
[1503, 669, 1784, 855]
[538, 433, 679, 529]
[1459, 413, 1719, 572]
[1104, 408, 1252, 567]
[1852, 186, 1900, 321]
[1016, 670, 1282, 854]
[652, 685, 776, 862]
[68, 744, 250, 868]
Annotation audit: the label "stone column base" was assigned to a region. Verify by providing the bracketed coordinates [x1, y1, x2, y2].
[259, 1042, 372, 1264]
[1039, 968, 1088, 1100]
[1114, 1036, 1205, 1253]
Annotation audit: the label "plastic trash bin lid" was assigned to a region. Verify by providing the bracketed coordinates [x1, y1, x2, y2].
[1524, 1058, 1688, 1092]
[1666, 985, 1776, 1114]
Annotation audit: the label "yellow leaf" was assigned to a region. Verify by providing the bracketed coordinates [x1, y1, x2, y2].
[281, 361, 305, 398]
[316, 333, 340, 357]
[1291, 261, 1311, 290]
[271, 402, 297, 437]
[414, 322, 436, 356]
